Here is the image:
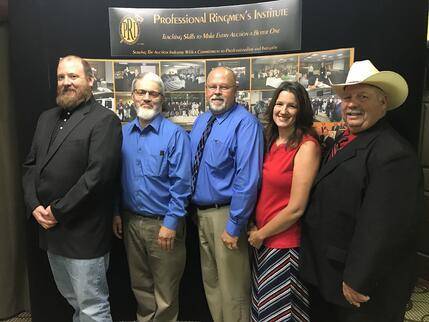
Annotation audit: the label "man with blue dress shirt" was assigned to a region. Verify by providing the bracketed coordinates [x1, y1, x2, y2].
[113, 72, 191, 322]
[190, 67, 264, 321]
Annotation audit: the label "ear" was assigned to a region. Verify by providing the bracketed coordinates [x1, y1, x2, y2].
[87, 76, 94, 88]
[379, 94, 388, 112]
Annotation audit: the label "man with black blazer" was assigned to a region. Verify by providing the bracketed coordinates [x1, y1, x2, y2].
[300, 60, 424, 322]
[22, 55, 122, 322]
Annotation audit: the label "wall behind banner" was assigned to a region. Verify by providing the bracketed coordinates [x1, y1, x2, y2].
[9, 0, 428, 321]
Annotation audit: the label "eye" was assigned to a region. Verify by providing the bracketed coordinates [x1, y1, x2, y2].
[57, 75, 65, 81]
[357, 94, 368, 101]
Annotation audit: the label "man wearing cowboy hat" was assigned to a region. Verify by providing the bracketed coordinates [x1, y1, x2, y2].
[300, 60, 424, 322]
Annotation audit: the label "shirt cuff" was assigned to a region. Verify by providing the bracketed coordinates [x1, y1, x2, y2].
[163, 215, 179, 230]
[226, 219, 242, 237]
[50, 202, 62, 223]
[30, 201, 41, 214]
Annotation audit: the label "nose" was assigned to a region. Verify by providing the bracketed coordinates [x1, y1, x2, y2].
[278, 105, 289, 114]
[63, 76, 72, 85]
[143, 92, 151, 101]
[343, 99, 356, 109]
[213, 86, 222, 94]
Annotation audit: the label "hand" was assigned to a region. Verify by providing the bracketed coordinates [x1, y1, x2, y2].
[342, 281, 370, 308]
[112, 215, 123, 239]
[32, 205, 57, 229]
[157, 226, 176, 251]
[248, 229, 264, 249]
[221, 230, 238, 250]
[46, 206, 58, 223]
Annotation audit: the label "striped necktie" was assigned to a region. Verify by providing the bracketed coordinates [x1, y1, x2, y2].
[191, 114, 216, 194]
[328, 129, 355, 160]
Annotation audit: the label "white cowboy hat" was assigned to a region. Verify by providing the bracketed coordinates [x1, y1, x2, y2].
[331, 60, 408, 110]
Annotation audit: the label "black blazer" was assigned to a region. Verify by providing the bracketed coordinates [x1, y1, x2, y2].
[22, 98, 122, 259]
[300, 119, 424, 309]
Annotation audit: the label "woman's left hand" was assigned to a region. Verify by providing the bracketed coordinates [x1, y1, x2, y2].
[248, 229, 264, 249]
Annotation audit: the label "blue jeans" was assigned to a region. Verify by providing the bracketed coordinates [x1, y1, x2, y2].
[47, 251, 112, 322]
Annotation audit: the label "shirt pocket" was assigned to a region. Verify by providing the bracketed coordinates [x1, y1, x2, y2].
[142, 153, 167, 177]
[204, 139, 233, 170]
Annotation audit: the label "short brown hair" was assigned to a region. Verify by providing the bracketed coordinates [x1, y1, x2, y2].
[59, 55, 93, 78]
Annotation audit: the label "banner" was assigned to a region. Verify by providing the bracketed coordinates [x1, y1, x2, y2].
[87, 47, 353, 133]
[109, 0, 301, 58]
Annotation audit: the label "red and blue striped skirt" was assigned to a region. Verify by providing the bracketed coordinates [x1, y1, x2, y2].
[251, 246, 310, 322]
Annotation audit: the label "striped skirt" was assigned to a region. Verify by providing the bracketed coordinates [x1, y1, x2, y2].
[251, 246, 310, 322]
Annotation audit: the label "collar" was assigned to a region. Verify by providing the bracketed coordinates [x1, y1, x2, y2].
[210, 102, 237, 125]
[60, 109, 73, 120]
[130, 113, 163, 134]
[345, 118, 386, 137]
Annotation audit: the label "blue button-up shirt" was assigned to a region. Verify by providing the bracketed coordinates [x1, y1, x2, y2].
[190, 103, 264, 236]
[121, 115, 191, 230]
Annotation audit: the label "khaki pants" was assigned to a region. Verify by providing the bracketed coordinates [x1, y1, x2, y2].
[197, 206, 250, 322]
[123, 212, 186, 322]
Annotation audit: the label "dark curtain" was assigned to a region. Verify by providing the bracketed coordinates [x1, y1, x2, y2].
[0, 22, 30, 319]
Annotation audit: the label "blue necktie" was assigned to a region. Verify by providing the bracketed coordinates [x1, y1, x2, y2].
[191, 114, 216, 194]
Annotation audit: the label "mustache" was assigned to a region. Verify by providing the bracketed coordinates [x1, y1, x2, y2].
[58, 86, 76, 94]
[210, 95, 224, 100]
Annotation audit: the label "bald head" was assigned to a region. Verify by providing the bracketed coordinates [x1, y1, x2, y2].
[208, 67, 237, 86]
[206, 67, 237, 113]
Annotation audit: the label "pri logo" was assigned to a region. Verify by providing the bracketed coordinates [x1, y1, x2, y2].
[119, 16, 143, 45]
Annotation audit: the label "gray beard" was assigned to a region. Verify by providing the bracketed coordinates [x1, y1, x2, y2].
[136, 105, 160, 121]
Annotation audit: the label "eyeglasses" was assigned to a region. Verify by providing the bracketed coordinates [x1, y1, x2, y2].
[133, 89, 162, 98]
[206, 85, 235, 92]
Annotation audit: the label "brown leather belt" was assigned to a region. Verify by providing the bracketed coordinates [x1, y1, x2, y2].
[123, 209, 164, 220]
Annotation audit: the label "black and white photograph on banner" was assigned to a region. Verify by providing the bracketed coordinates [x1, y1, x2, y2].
[299, 48, 352, 90]
[114, 61, 159, 92]
[308, 88, 342, 123]
[250, 90, 275, 124]
[95, 92, 114, 110]
[87, 60, 114, 110]
[236, 91, 251, 111]
[115, 93, 136, 122]
[251, 55, 299, 90]
[160, 61, 205, 92]
[163, 92, 205, 130]
[206, 59, 251, 90]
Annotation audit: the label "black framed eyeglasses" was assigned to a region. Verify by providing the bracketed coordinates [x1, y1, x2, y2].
[133, 89, 162, 98]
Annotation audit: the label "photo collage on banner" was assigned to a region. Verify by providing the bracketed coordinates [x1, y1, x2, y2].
[87, 47, 353, 133]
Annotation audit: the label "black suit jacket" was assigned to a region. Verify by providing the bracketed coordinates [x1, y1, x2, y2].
[300, 119, 423, 309]
[22, 97, 122, 259]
